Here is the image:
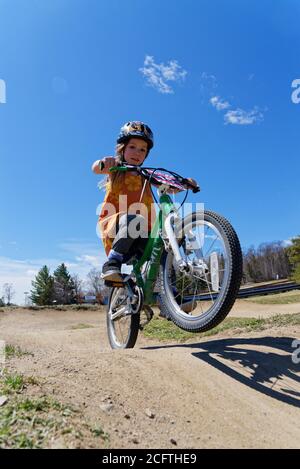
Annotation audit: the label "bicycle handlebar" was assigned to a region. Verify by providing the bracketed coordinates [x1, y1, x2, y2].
[109, 164, 200, 193]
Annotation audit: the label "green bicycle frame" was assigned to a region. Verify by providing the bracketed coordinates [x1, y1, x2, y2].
[132, 193, 175, 304]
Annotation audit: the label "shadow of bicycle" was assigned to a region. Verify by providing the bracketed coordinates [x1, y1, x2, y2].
[143, 336, 300, 408]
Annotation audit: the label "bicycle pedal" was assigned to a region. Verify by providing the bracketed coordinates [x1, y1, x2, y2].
[104, 280, 125, 287]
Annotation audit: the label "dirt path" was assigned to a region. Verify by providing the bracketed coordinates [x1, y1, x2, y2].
[1, 301, 300, 449]
[229, 299, 300, 318]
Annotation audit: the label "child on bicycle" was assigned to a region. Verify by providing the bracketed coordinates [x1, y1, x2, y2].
[92, 121, 198, 283]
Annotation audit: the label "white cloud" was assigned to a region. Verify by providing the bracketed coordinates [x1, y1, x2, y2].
[282, 238, 294, 247]
[210, 94, 264, 126]
[75, 255, 101, 268]
[224, 107, 264, 125]
[26, 269, 39, 277]
[0, 257, 46, 305]
[203, 73, 265, 126]
[0, 240, 107, 305]
[210, 96, 231, 111]
[59, 241, 106, 266]
[139, 55, 187, 94]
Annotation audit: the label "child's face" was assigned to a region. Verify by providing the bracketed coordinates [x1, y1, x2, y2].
[123, 138, 148, 165]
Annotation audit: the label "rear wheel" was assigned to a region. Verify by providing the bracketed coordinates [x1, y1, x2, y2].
[158, 210, 243, 332]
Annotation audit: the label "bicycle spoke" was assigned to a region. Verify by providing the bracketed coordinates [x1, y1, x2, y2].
[110, 289, 124, 310]
[204, 235, 219, 259]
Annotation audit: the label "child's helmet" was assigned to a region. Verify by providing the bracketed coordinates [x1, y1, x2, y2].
[117, 121, 154, 149]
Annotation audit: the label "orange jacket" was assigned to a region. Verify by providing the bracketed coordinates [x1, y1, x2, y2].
[98, 171, 156, 255]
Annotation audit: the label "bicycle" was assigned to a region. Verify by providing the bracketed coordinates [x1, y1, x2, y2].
[104, 164, 243, 349]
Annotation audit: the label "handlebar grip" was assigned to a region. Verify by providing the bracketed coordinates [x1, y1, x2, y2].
[109, 164, 142, 173]
[109, 165, 127, 172]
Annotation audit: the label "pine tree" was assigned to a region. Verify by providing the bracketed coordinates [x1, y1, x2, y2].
[30, 266, 54, 305]
[287, 236, 300, 283]
[53, 263, 76, 304]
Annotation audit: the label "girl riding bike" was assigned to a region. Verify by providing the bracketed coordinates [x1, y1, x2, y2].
[92, 122, 242, 349]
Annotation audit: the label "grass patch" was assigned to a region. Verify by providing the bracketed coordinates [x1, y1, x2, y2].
[68, 305, 101, 311]
[70, 323, 94, 330]
[27, 304, 101, 311]
[3, 373, 25, 393]
[90, 426, 110, 442]
[265, 313, 300, 327]
[0, 396, 77, 448]
[143, 318, 195, 342]
[5, 344, 34, 359]
[142, 313, 300, 342]
[245, 290, 300, 305]
[1, 372, 40, 394]
[0, 371, 110, 449]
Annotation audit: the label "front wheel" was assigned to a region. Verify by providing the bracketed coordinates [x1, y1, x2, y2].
[106, 284, 142, 349]
[158, 210, 243, 333]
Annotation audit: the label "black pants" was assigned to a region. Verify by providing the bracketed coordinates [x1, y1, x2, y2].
[111, 214, 149, 262]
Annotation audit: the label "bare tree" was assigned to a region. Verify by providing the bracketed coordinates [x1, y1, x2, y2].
[2, 283, 15, 305]
[71, 274, 84, 304]
[86, 268, 108, 304]
[243, 241, 291, 284]
[86, 268, 103, 294]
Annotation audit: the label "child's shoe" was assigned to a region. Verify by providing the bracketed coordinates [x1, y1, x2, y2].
[102, 259, 123, 282]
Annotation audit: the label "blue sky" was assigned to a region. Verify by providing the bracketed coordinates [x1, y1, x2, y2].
[1, 0, 300, 304]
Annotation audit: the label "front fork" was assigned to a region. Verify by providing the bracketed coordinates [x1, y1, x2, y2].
[163, 211, 208, 277]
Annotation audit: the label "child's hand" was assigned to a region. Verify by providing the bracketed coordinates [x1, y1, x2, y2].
[102, 156, 116, 172]
[92, 156, 116, 174]
[167, 178, 199, 194]
[186, 178, 199, 189]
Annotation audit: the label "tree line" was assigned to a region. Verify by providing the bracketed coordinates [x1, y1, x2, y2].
[1, 236, 300, 306]
[29, 263, 109, 306]
[243, 241, 289, 283]
[242, 237, 300, 284]
[0, 264, 109, 307]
